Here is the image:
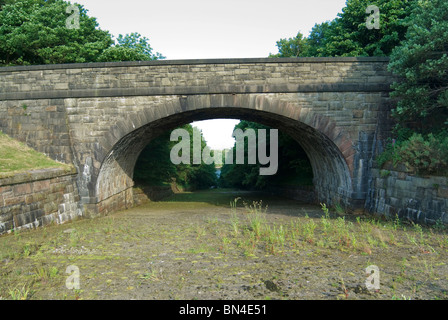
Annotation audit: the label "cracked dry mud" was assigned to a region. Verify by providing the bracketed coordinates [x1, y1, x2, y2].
[1, 189, 447, 300]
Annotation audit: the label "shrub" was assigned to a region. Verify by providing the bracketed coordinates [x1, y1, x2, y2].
[377, 132, 448, 175]
[399, 133, 447, 174]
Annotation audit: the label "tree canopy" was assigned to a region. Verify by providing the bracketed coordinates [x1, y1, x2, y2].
[377, 0, 448, 175]
[98, 32, 165, 62]
[219, 121, 313, 190]
[388, 0, 448, 132]
[0, 1, 220, 188]
[0, 0, 164, 66]
[270, 0, 416, 58]
[134, 124, 218, 190]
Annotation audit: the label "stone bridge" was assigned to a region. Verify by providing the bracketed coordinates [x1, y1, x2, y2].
[0, 57, 396, 217]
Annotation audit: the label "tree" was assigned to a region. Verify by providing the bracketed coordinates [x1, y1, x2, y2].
[0, 0, 164, 66]
[134, 131, 177, 186]
[98, 32, 165, 62]
[388, 0, 448, 132]
[269, 32, 309, 58]
[378, 0, 448, 175]
[270, 0, 416, 58]
[0, 0, 113, 65]
[219, 121, 313, 190]
[219, 121, 270, 189]
[333, 0, 415, 57]
[303, 21, 334, 57]
[0, 0, 15, 10]
[134, 124, 218, 190]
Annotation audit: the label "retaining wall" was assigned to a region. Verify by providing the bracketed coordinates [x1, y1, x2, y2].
[366, 166, 448, 225]
[0, 167, 82, 234]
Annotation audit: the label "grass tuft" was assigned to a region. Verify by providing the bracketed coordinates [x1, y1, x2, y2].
[0, 131, 72, 178]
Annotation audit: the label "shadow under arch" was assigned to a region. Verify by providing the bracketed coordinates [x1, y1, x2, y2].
[91, 94, 355, 216]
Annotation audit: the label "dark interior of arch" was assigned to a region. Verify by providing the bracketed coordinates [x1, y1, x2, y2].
[96, 107, 353, 207]
[134, 117, 314, 191]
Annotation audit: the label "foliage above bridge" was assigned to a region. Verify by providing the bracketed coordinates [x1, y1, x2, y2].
[0, 0, 163, 66]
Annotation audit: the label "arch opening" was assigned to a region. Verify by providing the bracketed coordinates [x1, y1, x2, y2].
[133, 118, 315, 196]
[92, 98, 354, 216]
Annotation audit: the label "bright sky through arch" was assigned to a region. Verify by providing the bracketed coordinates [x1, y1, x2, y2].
[74, 0, 347, 149]
[191, 119, 240, 150]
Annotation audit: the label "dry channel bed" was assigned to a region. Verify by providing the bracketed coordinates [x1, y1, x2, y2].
[1, 189, 447, 300]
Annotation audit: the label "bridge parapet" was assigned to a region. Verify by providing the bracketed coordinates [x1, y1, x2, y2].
[0, 57, 395, 101]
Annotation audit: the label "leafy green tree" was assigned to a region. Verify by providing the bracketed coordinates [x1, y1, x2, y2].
[0, 0, 164, 66]
[318, 0, 409, 56]
[172, 124, 217, 190]
[219, 121, 313, 190]
[269, 32, 309, 58]
[0, 0, 15, 10]
[98, 32, 165, 62]
[0, 0, 113, 65]
[270, 0, 416, 58]
[219, 121, 270, 189]
[302, 21, 334, 57]
[375, 0, 448, 174]
[388, 0, 448, 132]
[134, 124, 217, 190]
[134, 131, 177, 186]
[187, 162, 217, 190]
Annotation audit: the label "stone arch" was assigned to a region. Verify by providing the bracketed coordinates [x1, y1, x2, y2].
[91, 93, 355, 215]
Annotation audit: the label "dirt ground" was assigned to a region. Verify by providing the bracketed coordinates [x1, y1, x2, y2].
[1, 189, 447, 300]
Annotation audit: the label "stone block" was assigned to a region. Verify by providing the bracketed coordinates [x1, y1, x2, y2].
[13, 183, 32, 195]
[437, 186, 448, 199]
[0, 186, 12, 193]
[352, 110, 364, 118]
[426, 208, 443, 222]
[389, 197, 402, 207]
[32, 180, 51, 192]
[443, 212, 448, 225]
[24, 194, 34, 204]
[54, 83, 69, 90]
[43, 201, 58, 214]
[4, 196, 23, 207]
[45, 106, 58, 112]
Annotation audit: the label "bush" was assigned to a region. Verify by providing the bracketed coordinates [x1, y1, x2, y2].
[376, 138, 402, 169]
[377, 132, 448, 175]
[399, 133, 448, 174]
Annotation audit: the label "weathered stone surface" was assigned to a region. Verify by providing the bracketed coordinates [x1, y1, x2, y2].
[367, 168, 448, 225]
[0, 169, 81, 234]
[0, 58, 396, 219]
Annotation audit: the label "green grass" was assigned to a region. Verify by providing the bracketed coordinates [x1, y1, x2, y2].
[0, 131, 72, 178]
[0, 189, 447, 300]
[162, 188, 267, 207]
[196, 198, 448, 258]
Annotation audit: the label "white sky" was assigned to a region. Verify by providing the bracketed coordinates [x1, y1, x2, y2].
[74, 0, 347, 149]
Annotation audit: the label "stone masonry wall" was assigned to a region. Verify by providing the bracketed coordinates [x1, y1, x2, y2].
[0, 98, 73, 165]
[0, 167, 82, 234]
[0, 58, 394, 101]
[367, 167, 448, 225]
[0, 58, 396, 217]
